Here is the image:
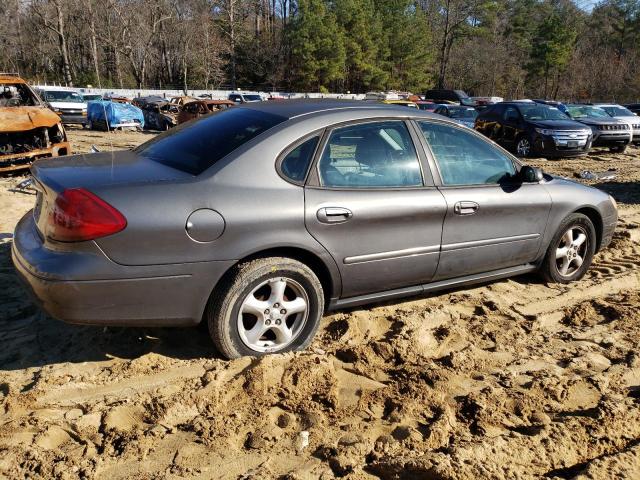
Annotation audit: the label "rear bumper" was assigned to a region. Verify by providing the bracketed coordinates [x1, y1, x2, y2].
[12, 213, 234, 327]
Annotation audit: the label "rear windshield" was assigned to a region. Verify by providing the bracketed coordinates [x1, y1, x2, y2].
[135, 107, 286, 175]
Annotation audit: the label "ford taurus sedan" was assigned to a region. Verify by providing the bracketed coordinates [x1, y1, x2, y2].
[12, 100, 618, 359]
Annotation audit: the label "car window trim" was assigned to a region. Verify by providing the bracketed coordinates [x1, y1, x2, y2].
[275, 129, 325, 186]
[305, 117, 428, 191]
[412, 118, 521, 188]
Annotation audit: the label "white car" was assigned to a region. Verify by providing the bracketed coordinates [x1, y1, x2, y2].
[37, 87, 87, 126]
[596, 103, 640, 144]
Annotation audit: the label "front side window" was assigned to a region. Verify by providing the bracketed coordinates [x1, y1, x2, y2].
[318, 121, 422, 188]
[418, 121, 516, 186]
[280, 136, 319, 183]
[135, 108, 286, 175]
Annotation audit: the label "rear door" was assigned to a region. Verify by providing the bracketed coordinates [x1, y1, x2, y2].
[501, 105, 523, 147]
[415, 120, 552, 280]
[304, 119, 447, 298]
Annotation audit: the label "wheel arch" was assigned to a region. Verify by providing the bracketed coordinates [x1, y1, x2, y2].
[205, 246, 340, 321]
[574, 206, 603, 250]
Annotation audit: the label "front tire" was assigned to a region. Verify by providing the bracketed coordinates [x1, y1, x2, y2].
[206, 257, 324, 359]
[609, 145, 627, 153]
[540, 213, 596, 283]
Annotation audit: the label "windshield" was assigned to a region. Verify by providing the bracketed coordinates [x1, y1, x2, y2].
[566, 105, 609, 119]
[601, 105, 635, 117]
[42, 90, 84, 103]
[518, 104, 569, 121]
[0, 83, 40, 107]
[82, 94, 102, 101]
[135, 108, 286, 175]
[448, 107, 478, 119]
[244, 95, 262, 102]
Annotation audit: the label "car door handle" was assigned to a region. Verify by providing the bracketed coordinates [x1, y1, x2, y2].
[317, 207, 353, 224]
[453, 201, 479, 215]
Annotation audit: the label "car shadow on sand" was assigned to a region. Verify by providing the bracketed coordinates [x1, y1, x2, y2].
[591, 180, 640, 205]
[0, 240, 221, 371]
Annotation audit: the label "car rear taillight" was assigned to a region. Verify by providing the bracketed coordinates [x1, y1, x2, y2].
[48, 188, 127, 242]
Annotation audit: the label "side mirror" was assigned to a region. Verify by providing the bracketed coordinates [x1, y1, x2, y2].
[520, 165, 544, 183]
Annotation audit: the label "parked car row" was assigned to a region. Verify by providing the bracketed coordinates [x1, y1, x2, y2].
[469, 100, 638, 158]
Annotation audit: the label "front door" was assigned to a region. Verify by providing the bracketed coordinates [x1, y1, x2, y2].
[304, 120, 447, 298]
[415, 120, 552, 280]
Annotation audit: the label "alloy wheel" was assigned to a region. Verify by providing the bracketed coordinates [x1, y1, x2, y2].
[237, 277, 309, 352]
[517, 138, 531, 156]
[555, 226, 589, 277]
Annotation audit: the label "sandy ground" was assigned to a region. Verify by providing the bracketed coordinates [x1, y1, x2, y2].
[1, 130, 639, 479]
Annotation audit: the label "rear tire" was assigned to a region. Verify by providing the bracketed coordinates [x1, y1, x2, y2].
[206, 257, 324, 359]
[540, 213, 596, 284]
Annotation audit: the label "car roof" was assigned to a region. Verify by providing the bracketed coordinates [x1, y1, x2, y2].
[0, 75, 27, 84]
[239, 99, 439, 120]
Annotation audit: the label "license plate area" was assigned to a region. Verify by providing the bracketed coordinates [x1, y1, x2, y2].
[567, 141, 578, 148]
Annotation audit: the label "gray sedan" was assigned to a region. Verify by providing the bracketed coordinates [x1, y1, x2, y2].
[12, 100, 618, 358]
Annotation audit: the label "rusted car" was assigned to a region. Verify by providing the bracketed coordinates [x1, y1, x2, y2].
[177, 99, 234, 124]
[169, 96, 198, 107]
[141, 101, 179, 130]
[0, 73, 70, 173]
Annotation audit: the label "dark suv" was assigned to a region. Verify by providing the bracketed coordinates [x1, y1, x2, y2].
[565, 104, 631, 153]
[475, 102, 592, 157]
[424, 89, 474, 106]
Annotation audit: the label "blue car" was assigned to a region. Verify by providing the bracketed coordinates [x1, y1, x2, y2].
[87, 100, 144, 131]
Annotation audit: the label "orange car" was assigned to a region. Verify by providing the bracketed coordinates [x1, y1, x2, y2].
[0, 73, 70, 173]
[177, 99, 235, 124]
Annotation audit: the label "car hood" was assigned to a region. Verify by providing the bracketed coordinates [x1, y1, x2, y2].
[48, 101, 87, 110]
[570, 117, 623, 127]
[31, 150, 192, 192]
[611, 115, 640, 124]
[528, 119, 587, 130]
[0, 106, 62, 132]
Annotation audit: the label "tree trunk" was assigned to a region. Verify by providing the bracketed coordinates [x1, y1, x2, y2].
[87, 0, 102, 88]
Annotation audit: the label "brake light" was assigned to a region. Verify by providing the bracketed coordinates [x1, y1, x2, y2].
[48, 188, 127, 242]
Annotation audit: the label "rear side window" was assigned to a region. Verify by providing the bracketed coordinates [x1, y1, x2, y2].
[318, 121, 422, 188]
[280, 136, 319, 183]
[135, 108, 286, 175]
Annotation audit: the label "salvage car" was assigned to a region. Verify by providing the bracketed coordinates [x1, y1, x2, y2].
[565, 104, 631, 153]
[475, 101, 592, 157]
[595, 103, 640, 145]
[434, 104, 478, 128]
[177, 99, 234, 124]
[228, 92, 263, 104]
[0, 73, 70, 173]
[141, 101, 179, 131]
[13, 100, 617, 359]
[37, 87, 87, 126]
[169, 96, 198, 107]
[87, 100, 144, 131]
